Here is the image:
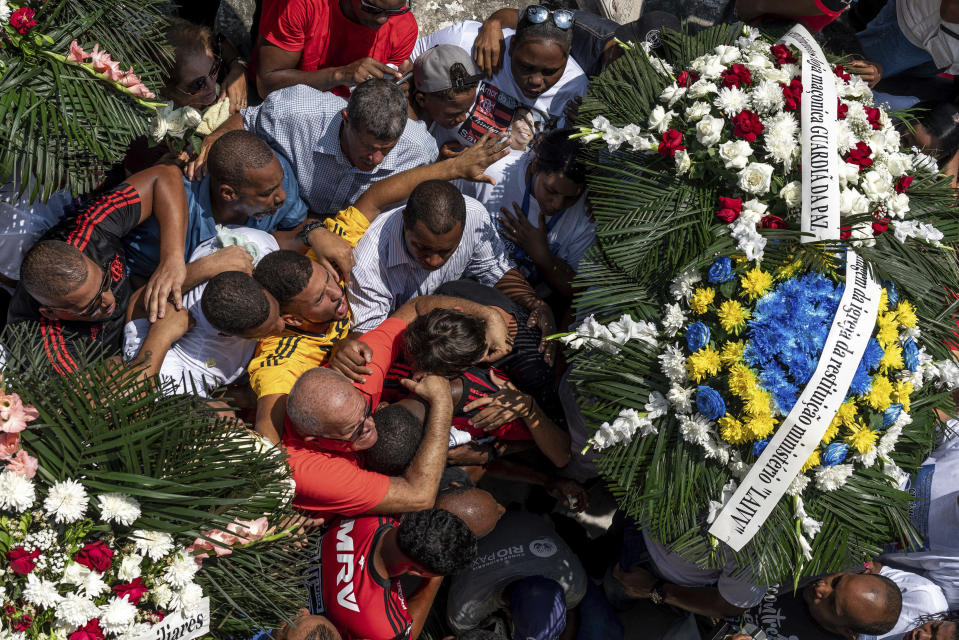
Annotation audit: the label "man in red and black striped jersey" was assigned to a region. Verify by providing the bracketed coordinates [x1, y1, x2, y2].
[7, 165, 198, 375]
[309, 509, 476, 640]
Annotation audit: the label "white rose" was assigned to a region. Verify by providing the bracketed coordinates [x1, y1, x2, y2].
[740, 198, 768, 224]
[180, 106, 202, 129]
[743, 51, 772, 71]
[885, 152, 911, 177]
[692, 54, 725, 80]
[695, 115, 724, 147]
[839, 160, 861, 186]
[117, 554, 143, 581]
[149, 114, 169, 142]
[714, 44, 741, 64]
[660, 84, 686, 107]
[718, 139, 752, 170]
[688, 80, 719, 99]
[859, 169, 893, 202]
[840, 188, 871, 215]
[759, 66, 790, 84]
[886, 192, 910, 219]
[648, 105, 675, 133]
[779, 181, 801, 208]
[737, 162, 774, 195]
[687, 101, 712, 121]
[870, 127, 901, 154]
[674, 149, 691, 174]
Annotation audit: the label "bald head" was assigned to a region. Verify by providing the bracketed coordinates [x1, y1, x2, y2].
[286, 368, 359, 438]
[435, 487, 505, 539]
[804, 572, 902, 638]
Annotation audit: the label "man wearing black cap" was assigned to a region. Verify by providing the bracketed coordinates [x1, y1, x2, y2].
[408, 44, 485, 137]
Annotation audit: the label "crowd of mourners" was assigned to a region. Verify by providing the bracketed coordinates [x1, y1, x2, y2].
[2, 0, 959, 638]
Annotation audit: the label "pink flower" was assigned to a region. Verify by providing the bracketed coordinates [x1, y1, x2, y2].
[7, 449, 38, 478]
[0, 432, 19, 459]
[119, 68, 142, 87]
[68, 40, 90, 63]
[228, 517, 271, 542]
[0, 393, 39, 434]
[89, 44, 114, 73]
[104, 63, 126, 82]
[128, 83, 156, 99]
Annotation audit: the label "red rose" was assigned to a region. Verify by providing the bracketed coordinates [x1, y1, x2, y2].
[732, 110, 764, 142]
[845, 142, 874, 170]
[721, 63, 753, 88]
[113, 577, 149, 605]
[865, 106, 882, 130]
[760, 215, 787, 229]
[75, 541, 114, 573]
[770, 44, 797, 65]
[839, 225, 852, 240]
[716, 196, 742, 223]
[6, 546, 41, 574]
[895, 175, 915, 193]
[834, 64, 851, 83]
[9, 7, 37, 35]
[70, 619, 105, 640]
[872, 214, 890, 235]
[676, 70, 699, 87]
[781, 78, 802, 112]
[657, 128, 685, 158]
[837, 99, 849, 120]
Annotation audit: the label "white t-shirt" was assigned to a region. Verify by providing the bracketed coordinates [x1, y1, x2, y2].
[870, 565, 948, 640]
[643, 529, 768, 609]
[0, 182, 72, 292]
[459, 151, 595, 296]
[881, 427, 959, 608]
[122, 227, 279, 397]
[411, 21, 588, 152]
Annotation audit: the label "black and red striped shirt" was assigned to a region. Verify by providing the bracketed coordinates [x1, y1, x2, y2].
[6, 184, 141, 374]
[314, 516, 412, 640]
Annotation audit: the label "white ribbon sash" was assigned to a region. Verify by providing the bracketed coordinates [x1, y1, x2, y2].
[708, 26, 882, 551]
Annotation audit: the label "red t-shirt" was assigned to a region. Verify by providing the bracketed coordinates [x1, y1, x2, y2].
[319, 516, 412, 640]
[258, 0, 418, 96]
[282, 317, 409, 517]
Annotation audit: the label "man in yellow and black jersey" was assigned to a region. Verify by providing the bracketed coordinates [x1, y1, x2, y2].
[247, 133, 510, 443]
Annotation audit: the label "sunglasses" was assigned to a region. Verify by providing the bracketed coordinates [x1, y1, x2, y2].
[522, 5, 574, 29]
[52, 260, 112, 318]
[176, 55, 222, 96]
[359, 0, 411, 16]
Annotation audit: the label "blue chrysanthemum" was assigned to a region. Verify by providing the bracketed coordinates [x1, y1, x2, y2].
[903, 338, 920, 372]
[686, 322, 711, 352]
[885, 281, 899, 307]
[883, 403, 903, 428]
[696, 385, 727, 420]
[707, 257, 734, 283]
[822, 442, 849, 466]
[753, 438, 770, 456]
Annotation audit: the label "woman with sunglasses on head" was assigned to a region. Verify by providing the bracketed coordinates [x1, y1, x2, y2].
[253, 0, 413, 99]
[459, 128, 593, 312]
[408, 6, 588, 154]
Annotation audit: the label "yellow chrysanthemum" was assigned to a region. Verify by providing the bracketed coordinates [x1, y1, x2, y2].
[728, 363, 758, 397]
[801, 448, 821, 473]
[720, 341, 745, 367]
[741, 267, 774, 301]
[776, 259, 802, 280]
[746, 414, 776, 440]
[821, 420, 839, 444]
[877, 321, 900, 349]
[845, 423, 879, 454]
[878, 289, 889, 315]
[718, 300, 751, 334]
[687, 345, 722, 382]
[865, 374, 894, 411]
[880, 343, 905, 374]
[835, 401, 858, 428]
[894, 379, 914, 413]
[897, 300, 918, 329]
[719, 415, 750, 445]
[744, 388, 773, 418]
[689, 287, 716, 315]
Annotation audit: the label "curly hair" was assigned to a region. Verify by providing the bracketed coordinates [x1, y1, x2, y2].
[396, 508, 477, 576]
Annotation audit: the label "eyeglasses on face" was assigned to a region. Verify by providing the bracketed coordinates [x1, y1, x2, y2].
[359, 0, 411, 16]
[176, 55, 222, 96]
[52, 260, 112, 318]
[522, 5, 574, 29]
